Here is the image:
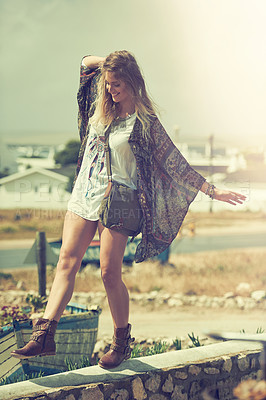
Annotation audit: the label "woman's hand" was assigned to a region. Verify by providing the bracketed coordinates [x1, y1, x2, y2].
[213, 188, 246, 205]
[200, 182, 246, 205]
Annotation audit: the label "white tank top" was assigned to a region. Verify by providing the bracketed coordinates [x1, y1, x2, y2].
[68, 113, 137, 221]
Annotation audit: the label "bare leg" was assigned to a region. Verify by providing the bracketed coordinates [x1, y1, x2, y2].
[98, 222, 129, 328]
[43, 211, 98, 322]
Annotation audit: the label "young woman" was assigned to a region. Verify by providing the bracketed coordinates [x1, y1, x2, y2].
[11, 51, 246, 369]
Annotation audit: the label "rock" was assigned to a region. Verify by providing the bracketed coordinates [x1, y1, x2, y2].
[204, 367, 220, 374]
[79, 385, 104, 400]
[243, 299, 256, 310]
[131, 377, 147, 400]
[217, 378, 234, 398]
[110, 389, 129, 400]
[145, 373, 161, 393]
[167, 298, 183, 307]
[188, 365, 201, 376]
[224, 298, 236, 308]
[161, 293, 170, 302]
[171, 385, 188, 400]
[251, 290, 266, 301]
[222, 356, 233, 373]
[236, 282, 251, 296]
[251, 357, 257, 369]
[235, 296, 245, 309]
[175, 371, 188, 380]
[189, 381, 202, 399]
[224, 292, 235, 299]
[149, 395, 167, 400]
[162, 374, 174, 393]
[147, 291, 159, 300]
[64, 395, 76, 400]
[237, 355, 250, 371]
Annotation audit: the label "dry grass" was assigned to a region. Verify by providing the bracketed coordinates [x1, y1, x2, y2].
[0, 209, 65, 240]
[0, 209, 265, 240]
[123, 247, 266, 297]
[185, 210, 266, 227]
[1, 248, 265, 298]
[1, 208, 265, 300]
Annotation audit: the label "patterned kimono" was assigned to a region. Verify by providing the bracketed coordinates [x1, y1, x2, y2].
[74, 59, 206, 263]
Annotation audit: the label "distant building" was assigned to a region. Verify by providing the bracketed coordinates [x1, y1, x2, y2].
[177, 142, 246, 179]
[0, 167, 70, 209]
[7, 143, 59, 171]
[0, 138, 18, 175]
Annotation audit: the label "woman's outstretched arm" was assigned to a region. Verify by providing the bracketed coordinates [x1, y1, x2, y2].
[82, 55, 106, 69]
[200, 181, 246, 206]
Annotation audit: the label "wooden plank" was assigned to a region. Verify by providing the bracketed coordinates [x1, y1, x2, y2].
[0, 341, 17, 365]
[0, 354, 22, 380]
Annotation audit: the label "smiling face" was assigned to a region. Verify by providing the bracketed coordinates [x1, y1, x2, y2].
[105, 71, 131, 105]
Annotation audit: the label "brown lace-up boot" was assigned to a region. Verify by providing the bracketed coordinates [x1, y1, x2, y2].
[11, 318, 58, 359]
[98, 323, 135, 369]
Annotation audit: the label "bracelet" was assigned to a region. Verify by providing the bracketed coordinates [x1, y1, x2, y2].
[209, 184, 216, 200]
[205, 183, 216, 199]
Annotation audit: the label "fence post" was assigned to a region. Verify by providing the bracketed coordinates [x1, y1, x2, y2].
[36, 231, 46, 297]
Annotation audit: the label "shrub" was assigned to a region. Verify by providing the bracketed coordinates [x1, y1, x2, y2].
[0, 305, 28, 327]
[0, 225, 18, 233]
[26, 294, 47, 312]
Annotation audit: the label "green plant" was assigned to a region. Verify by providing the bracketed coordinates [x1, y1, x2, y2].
[26, 294, 47, 312]
[151, 286, 162, 292]
[256, 327, 265, 334]
[240, 329, 246, 333]
[0, 305, 28, 327]
[131, 344, 144, 358]
[216, 264, 226, 272]
[0, 225, 18, 233]
[0, 272, 13, 280]
[131, 341, 169, 358]
[54, 140, 80, 166]
[0, 167, 10, 179]
[145, 341, 169, 356]
[172, 337, 182, 350]
[65, 355, 91, 370]
[0, 370, 45, 386]
[188, 332, 202, 347]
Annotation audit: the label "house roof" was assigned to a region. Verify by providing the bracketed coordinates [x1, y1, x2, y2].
[48, 164, 76, 178]
[0, 167, 68, 185]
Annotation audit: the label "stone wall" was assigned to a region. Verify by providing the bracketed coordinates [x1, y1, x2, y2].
[2, 289, 266, 312]
[1, 341, 263, 400]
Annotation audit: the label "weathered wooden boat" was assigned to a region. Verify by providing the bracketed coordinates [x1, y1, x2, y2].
[0, 304, 101, 383]
[49, 238, 142, 265]
[49, 237, 169, 266]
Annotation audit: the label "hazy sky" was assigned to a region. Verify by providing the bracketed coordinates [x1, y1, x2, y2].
[1, 0, 266, 147]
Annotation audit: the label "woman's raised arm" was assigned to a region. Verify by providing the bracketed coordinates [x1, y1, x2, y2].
[82, 55, 106, 69]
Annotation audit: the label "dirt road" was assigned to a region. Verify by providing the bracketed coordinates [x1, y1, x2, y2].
[98, 306, 266, 340]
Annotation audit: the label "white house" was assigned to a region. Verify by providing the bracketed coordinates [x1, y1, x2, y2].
[0, 167, 70, 209]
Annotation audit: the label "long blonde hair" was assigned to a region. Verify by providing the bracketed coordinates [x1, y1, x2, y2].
[90, 50, 157, 138]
